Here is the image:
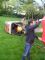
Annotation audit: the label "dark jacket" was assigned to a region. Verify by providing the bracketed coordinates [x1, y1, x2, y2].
[25, 21, 40, 44]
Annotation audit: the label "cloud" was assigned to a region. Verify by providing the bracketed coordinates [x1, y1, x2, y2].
[35, 0, 43, 6]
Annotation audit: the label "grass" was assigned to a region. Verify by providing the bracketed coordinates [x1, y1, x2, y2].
[0, 16, 45, 60]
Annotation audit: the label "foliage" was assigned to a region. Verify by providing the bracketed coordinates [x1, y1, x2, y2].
[0, 0, 44, 19]
[0, 0, 9, 15]
[25, 3, 44, 19]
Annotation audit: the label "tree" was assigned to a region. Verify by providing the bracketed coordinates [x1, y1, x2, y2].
[0, 0, 4, 15]
[26, 4, 36, 19]
[0, 0, 9, 15]
[41, 0, 45, 15]
[34, 0, 45, 15]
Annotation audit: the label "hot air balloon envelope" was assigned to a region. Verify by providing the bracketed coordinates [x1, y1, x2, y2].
[41, 16, 45, 44]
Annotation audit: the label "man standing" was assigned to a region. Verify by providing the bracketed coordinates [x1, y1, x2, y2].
[22, 19, 41, 60]
[21, 17, 26, 34]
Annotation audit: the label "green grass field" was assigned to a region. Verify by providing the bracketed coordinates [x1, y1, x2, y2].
[0, 16, 45, 60]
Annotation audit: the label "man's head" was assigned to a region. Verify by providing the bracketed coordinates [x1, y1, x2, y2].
[28, 19, 35, 26]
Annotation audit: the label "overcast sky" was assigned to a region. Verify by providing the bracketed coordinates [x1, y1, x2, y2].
[35, 0, 43, 6]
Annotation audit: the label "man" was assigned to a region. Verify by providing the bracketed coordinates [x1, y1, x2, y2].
[22, 19, 41, 60]
[21, 17, 26, 34]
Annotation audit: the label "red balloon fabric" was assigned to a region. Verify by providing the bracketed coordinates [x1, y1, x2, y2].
[41, 16, 45, 44]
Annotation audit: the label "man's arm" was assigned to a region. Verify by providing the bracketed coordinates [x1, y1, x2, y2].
[29, 21, 41, 30]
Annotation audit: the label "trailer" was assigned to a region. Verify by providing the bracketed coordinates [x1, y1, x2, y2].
[5, 21, 23, 34]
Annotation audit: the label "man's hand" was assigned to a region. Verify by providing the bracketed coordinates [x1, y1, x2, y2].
[36, 19, 39, 23]
[38, 37, 42, 41]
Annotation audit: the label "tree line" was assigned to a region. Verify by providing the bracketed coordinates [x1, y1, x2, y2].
[0, 0, 45, 19]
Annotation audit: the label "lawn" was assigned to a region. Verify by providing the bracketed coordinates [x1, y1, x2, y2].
[0, 16, 45, 60]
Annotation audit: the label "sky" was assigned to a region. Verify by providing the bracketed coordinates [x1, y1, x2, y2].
[35, 0, 43, 6]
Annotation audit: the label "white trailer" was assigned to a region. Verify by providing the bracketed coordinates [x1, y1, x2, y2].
[5, 21, 23, 34]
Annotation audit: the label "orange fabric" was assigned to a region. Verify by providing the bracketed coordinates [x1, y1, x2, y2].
[41, 16, 45, 43]
[43, 41, 45, 45]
